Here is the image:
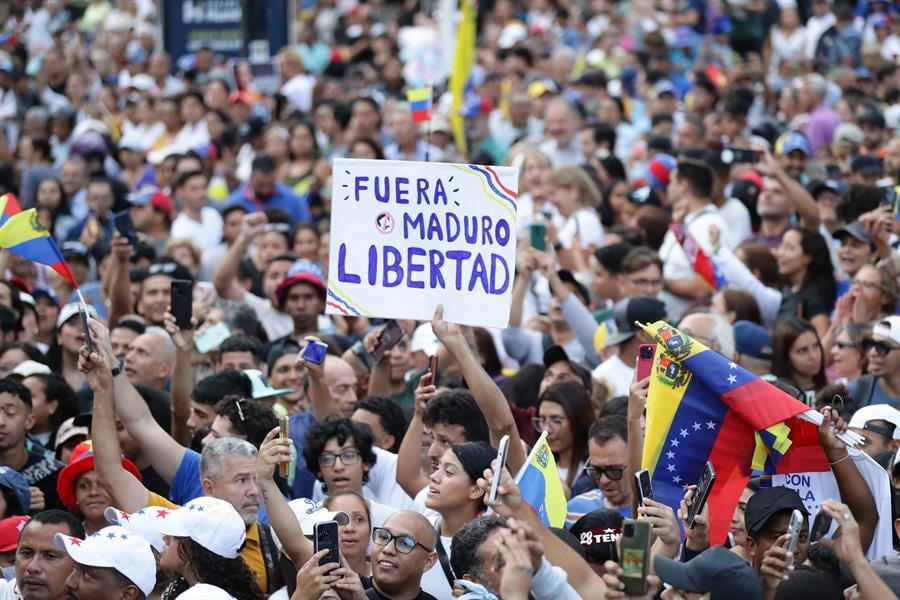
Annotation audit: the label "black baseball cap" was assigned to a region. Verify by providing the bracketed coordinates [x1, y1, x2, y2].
[654, 545, 762, 599]
[850, 154, 883, 175]
[557, 269, 590, 305]
[604, 297, 667, 347]
[832, 220, 873, 246]
[744, 486, 808, 536]
[542, 345, 592, 393]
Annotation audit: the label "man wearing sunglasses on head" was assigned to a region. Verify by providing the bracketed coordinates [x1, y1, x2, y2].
[565, 415, 633, 527]
[366, 512, 438, 600]
[849, 316, 900, 409]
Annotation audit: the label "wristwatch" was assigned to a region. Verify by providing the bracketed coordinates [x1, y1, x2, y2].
[111, 360, 123, 378]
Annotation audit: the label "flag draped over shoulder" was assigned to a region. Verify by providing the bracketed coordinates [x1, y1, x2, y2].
[641, 320, 830, 544]
[514, 431, 567, 528]
[0, 208, 79, 287]
[449, 0, 476, 154]
[406, 87, 433, 123]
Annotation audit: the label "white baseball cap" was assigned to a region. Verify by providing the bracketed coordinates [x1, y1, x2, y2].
[873, 316, 900, 346]
[12, 360, 51, 377]
[175, 583, 236, 599]
[152, 497, 246, 559]
[105, 506, 166, 552]
[410, 323, 439, 357]
[279, 498, 349, 539]
[849, 405, 900, 441]
[55, 525, 156, 597]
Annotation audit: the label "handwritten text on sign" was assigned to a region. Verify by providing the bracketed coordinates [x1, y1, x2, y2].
[327, 159, 519, 328]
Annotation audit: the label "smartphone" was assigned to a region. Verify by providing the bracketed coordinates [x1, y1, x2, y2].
[371, 320, 404, 363]
[113, 210, 140, 247]
[634, 469, 653, 507]
[786, 509, 804, 553]
[810, 511, 832, 543]
[636, 344, 655, 381]
[530, 223, 547, 252]
[687, 461, 716, 529]
[422, 354, 438, 387]
[721, 146, 759, 165]
[314, 520, 340, 567]
[488, 435, 510, 505]
[278, 416, 290, 478]
[880, 186, 899, 218]
[79, 306, 94, 354]
[170, 279, 193, 330]
[195, 322, 230, 353]
[301, 340, 329, 365]
[620, 520, 651, 595]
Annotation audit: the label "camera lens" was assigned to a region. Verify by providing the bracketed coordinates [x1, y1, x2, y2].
[624, 524, 634, 536]
[640, 347, 653, 359]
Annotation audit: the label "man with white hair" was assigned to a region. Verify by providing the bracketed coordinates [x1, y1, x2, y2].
[800, 73, 841, 154]
[539, 97, 582, 167]
[677, 311, 735, 360]
[384, 103, 442, 162]
[122, 326, 175, 391]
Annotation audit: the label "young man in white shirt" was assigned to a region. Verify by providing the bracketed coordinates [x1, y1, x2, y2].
[170, 170, 224, 250]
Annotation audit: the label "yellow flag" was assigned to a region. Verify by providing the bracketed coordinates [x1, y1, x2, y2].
[449, 0, 476, 154]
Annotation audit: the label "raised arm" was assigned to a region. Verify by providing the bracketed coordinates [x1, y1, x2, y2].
[106, 234, 134, 328]
[537, 250, 600, 368]
[508, 251, 537, 328]
[91, 321, 187, 483]
[162, 310, 196, 447]
[432, 305, 527, 474]
[82, 320, 150, 512]
[363, 328, 393, 399]
[756, 148, 820, 232]
[396, 375, 435, 498]
[298, 336, 340, 421]
[213, 212, 266, 301]
[257, 427, 314, 568]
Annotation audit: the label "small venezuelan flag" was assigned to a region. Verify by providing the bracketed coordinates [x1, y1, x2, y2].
[406, 87, 433, 124]
[0, 193, 22, 226]
[0, 209, 78, 286]
[514, 431, 567, 528]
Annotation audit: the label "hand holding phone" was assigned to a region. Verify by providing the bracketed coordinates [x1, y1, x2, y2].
[634, 469, 653, 507]
[810, 511, 832, 543]
[278, 416, 290, 479]
[79, 306, 94, 355]
[488, 435, 510, 505]
[371, 320, 404, 363]
[421, 355, 438, 387]
[620, 520, 651, 595]
[786, 509, 804, 553]
[301, 340, 329, 365]
[687, 462, 716, 529]
[170, 279, 193, 330]
[113, 210, 140, 248]
[636, 344, 655, 381]
[314, 520, 340, 567]
[530, 223, 547, 252]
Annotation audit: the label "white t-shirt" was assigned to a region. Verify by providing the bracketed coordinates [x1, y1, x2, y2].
[242, 291, 293, 341]
[419, 523, 454, 600]
[282, 74, 316, 113]
[591, 354, 634, 398]
[558, 207, 604, 250]
[717, 198, 752, 250]
[312, 447, 415, 510]
[171, 207, 225, 250]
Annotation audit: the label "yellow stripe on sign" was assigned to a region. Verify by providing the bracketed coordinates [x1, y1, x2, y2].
[0, 209, 49, 248]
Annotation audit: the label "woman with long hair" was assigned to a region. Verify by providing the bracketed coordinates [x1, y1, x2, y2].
[545, 166, 605, 271]
[284, 120, 329, 199]
[156, 497, 264, 600]
[34, 177, 77, 242]
[772, 318, 827, 405]
[534, 380, 595, 491]
[598, 178, 635, 227]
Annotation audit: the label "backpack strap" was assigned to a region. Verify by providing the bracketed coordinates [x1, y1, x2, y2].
[855, 375, 877, 408]
[433, 519, 455, 588]
[257, 522, 280, 593]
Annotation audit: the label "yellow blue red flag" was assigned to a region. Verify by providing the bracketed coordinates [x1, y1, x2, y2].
[449, 0, 476, 153]
[0, 208, 78, 286]
[514, 431, 566, 528]
[406, 87, 433, 123]
[641, 320, 829, 544]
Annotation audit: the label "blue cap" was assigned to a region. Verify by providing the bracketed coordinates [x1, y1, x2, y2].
[733, 320, 773, 360]
[777, 131, 811, 157]
[0, 467, 31, 515]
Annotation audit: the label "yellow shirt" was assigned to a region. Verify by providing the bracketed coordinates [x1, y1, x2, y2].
[147, 492, 268, 592]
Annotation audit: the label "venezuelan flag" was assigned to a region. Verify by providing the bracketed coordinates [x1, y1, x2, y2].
[406, 87, 433, 124]
[449, 0, 476, 154]
[0, 209, 78, 286]
[514, 431, 567, 528]
[0, 193, 22, 226]
[671, 224, 726, 291]
[641, 321, 829, 544]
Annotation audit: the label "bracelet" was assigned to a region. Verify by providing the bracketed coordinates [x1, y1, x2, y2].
[829, 453, 851, 466]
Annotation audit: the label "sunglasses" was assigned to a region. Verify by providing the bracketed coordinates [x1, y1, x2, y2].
[584, 464, 626, 481]
[862, 338, 900, 357]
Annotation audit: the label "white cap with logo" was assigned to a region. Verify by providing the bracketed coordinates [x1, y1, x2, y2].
[55, 525, 156, 597]
[151, 497, 246, 559]
[873, 316, 900, 346]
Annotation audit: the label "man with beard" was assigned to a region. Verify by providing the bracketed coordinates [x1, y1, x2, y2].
[15, 510, 84, 600]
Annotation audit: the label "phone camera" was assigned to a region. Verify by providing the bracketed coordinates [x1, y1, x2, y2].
[624, 524, 634, 536]
[639, 347, 653, 359]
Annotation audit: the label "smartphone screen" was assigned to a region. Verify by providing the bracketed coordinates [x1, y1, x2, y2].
[314, 520, 340, 567]
[372, 320, 404, 363]
[170, 279, 193, 330]
[530, 223, 547, 252]
[620, 520, 651, 595]
[687, 462, 716, 529]
[301, 341, 329, 365]
[488, 435, 510, 505]
[113, 210, 140, 247]
[79, 307, 94, 354]
[634, 469, 653, 506]
[636, 344, 655, 381]
[810, 511, 832, 543]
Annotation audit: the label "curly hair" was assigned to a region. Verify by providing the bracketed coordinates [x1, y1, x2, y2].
[422, 389, 489, 443]
[213, 396, 277, 449]
[163, 537, 263, 600]
[355, 396, 408, 453]
[302, 416, 377, 486]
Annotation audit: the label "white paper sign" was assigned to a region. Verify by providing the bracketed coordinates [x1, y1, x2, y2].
[327, 158, 519, 328]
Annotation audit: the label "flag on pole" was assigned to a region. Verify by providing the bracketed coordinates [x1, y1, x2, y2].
[0, 193, 22, 226]
[0, 209, 79, 287]
[449, 0, 476, 154]
[670, 224, 726, 291]
[406, 87, 433, 123]
[514, 431, 567, 528]
[640, 320, 841, 544]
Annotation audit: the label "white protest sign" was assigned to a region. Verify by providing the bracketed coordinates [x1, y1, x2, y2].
[326, 158, 519, 328]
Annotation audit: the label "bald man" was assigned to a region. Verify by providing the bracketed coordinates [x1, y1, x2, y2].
[677, 312, 735, 360]
[123, 327, 176, 390]
[323, 355, 359, 417]
[370, 511, 438, 600]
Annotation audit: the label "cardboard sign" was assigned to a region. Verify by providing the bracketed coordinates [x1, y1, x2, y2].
[327, 158, 519, 328]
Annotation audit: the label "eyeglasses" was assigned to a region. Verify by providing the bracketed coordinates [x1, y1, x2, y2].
[584, 464, 626, 481]
[628, 278, 664, 290]
[834, 341, 859, 351]
[318, 449, 360, 467]
[372, 527, 433, 553]
[851, 279, 882, 292]
[862, 338, 900, 357]
[532, 416, 568, 432]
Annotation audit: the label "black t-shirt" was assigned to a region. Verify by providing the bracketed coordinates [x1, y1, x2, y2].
[18, 441, 65, 511]
[778, 283, 831, 323]
[361, 577, 437, 600]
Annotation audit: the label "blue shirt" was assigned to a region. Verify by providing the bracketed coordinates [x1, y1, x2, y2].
[566, 488, 633, 529]
[288, 411, 317, 500]
[226, 182, 311, 224]
[848, 376, 899, 408]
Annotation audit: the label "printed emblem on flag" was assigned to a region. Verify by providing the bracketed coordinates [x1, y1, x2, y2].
[29, 211, 46, 233]
[659, 325, 692, 359]
[536, 444, 550, 469]
[656, 355, 690, 388]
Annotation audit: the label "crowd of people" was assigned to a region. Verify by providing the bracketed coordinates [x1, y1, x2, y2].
[0, 0, 897, 599]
